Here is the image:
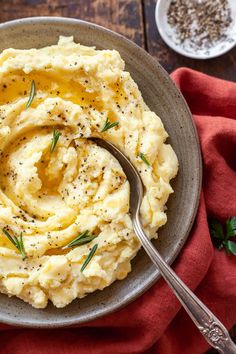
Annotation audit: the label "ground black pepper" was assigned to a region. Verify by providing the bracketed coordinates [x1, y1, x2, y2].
[167, 0, 232, 49]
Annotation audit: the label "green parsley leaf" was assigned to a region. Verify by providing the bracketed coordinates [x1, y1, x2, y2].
[50, 128, 61, 153]
[226, 217, 236, 239]
[81, 244, 98, 272]
[26, 80, 36, 109]
[101, 118, 119, 132]
[223, 240, 236, 255]
[209, 219, 224, 240]
[209, 217, 236, 256]
[138, 153, 150, 167]
[2, 228, 26, 260]
[63, 230, 97, 249]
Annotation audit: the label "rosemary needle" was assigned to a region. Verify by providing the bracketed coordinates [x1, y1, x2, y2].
[101, 118, 119, 132]
[26, 80, 36, 109]
[139, 153, 150, 167]
[2, 228, 26, 260]
[50, 128, 61, 153]
[81, 244, 98, 272]
[63, 230, 97, 249]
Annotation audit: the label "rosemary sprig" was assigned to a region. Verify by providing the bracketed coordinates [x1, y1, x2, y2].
[2, 228, 26, 260]
[26, 80, 36, 109]
[50, 128, 61, 153]
[139, 153, 150, 167]
[81, 244, 98, 272]
[101, 118, 119, 132]
[63, 230, 97, 249]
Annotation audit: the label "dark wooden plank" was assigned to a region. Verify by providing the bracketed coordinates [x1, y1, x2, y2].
[144, 0, 236, 81]
[0, 0, 145, 47]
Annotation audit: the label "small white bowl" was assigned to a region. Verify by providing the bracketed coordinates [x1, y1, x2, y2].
[155, 0, 236, 59]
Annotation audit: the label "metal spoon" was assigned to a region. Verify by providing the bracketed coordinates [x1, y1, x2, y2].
[93, 137, 236, 354]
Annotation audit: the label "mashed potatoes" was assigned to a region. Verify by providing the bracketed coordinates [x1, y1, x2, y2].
[0, 37, 178, 308]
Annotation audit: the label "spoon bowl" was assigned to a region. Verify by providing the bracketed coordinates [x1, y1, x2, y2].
[91, 138, 143, 213]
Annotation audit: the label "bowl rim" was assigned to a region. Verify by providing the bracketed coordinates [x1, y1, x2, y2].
[155, 0, 236, 60]
[0, 16, 202, 328]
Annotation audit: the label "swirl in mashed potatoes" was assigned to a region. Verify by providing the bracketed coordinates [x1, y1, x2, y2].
[0, 37, 178, 308]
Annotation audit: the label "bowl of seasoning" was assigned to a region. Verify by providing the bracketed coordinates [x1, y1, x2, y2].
[155, 0, 236, 59]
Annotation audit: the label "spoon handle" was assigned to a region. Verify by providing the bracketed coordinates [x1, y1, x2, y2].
[134, 219, 236, 353]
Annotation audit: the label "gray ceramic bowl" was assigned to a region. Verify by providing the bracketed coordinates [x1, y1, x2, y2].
[0, 17, 202, 327]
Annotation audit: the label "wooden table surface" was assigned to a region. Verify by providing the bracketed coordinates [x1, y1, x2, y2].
[1, 0, 236, 81]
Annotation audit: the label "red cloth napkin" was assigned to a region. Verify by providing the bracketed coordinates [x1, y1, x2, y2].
[1, 68, 236, 354]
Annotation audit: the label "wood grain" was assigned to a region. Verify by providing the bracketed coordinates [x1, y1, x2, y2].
[144, 0, 236, 81]
[0, 0, 144, 47]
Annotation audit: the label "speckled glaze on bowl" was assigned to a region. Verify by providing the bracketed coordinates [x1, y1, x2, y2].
[0, 17, 202, 328]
